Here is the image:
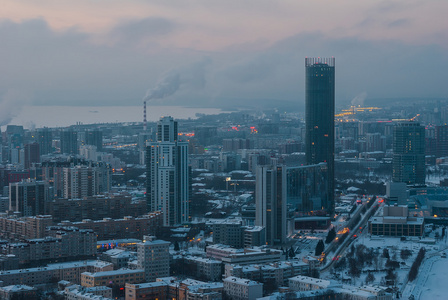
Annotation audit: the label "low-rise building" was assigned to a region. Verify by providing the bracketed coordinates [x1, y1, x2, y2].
[64, 284, 113, 300]
[81, 269, 145, 287]
[0, 215, 53, 240]
[100, 249, 135, 269]
[289, 275, 333, 292]
[184, 256, 222, 282]
[225, 260, 310, 286]
[2, 226, 96, 265]
[60, 212, 162, 240]
[223, 276, 263, 300]
[206, 244, 282, 265]
[125, 282, 168, 300]
[0, 285, 37, 300]
[368, 205, 424, 236]
[0, 260, 113, 286]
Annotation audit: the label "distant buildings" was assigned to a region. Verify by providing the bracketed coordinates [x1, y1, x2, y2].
[146, 116, 190, 226]
[392, 121, 425, 185]
[305, 57, 335, 216]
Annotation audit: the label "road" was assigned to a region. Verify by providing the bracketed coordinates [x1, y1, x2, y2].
[321, 198, 380, 273]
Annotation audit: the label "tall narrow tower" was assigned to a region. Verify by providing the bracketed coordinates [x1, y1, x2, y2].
[146, 116, 190, 226]
[305, 57, 335, 215]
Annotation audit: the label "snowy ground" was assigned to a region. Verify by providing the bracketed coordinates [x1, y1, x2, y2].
[322, 225, 448, 294]
[418, 255, 448, 299]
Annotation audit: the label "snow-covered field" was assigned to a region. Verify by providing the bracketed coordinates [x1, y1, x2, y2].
[419, 256, 448, 299]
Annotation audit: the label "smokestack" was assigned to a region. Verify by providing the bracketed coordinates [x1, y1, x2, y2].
[143, 100, 147, 131]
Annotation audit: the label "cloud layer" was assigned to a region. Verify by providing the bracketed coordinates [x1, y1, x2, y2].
[0, 0, 447, 115]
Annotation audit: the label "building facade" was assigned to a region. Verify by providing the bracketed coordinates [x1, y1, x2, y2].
[255, 165, 286, 245]
[255, 163, 328, 244]
[136, 236, 170, 282]
[305, 57, 335, 215]
[9, 179, 50, 216]
[146, 116, 189, 226]
[60, 129, 78, 155]
[393, 122, 425, 185]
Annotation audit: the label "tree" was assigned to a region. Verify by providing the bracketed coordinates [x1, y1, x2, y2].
[325, 228, 337, 244]
[385, 268, 397, 285]
[400, 249, 412, 260]
[334, 257, 347, 272]
[174, 241, 180, 251]
[262, 278, 278, 295]
[315, 240, 325, 256]
[365, 272, 375, 285]
[385, 259, 400, 269]
[408, 247, 426, 282]
[309, 268, 320, 278]
[348, 258, 361, 278]
[289, 247, 296, 258]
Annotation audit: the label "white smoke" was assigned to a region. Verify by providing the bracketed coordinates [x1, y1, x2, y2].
[143, 72, 181, 101]
[0, 89, 30, 126]
[143, 57, 211, 102]
[351, 92, 367, 107]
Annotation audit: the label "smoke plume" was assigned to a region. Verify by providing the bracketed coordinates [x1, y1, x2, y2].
[0, 89, 30, 126]
[351, 92, 367, 107]
[143, 57, 211, 102]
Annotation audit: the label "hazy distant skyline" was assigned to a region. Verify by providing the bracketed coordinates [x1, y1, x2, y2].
[1, 0, 447, 114]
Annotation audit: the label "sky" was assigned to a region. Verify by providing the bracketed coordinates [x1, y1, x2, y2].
[0, 0, 447, 119]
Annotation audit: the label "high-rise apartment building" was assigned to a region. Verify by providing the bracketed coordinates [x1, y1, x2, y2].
[60, 129, 78, 155]
[146, 116, 189, 226]
[137, 236, 170, 282]
[393, 122, 425, 185]
[85, 130, 103, 151]
[9, 179, 50, 216]
[62, 164, 111, 199]
[24, 143, 40, 169]
[305, 57, 335, 215]
[255, 165, 287, 245]
[36, 128, 53, 155]
[436, 125, 448, 157]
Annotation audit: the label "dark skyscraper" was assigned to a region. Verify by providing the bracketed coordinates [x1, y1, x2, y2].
[24, 143, 40, 169]
[393, 121, 425, 185]
[86, 130, 103, 151]
[37, 128, 53, 155]
[305, 57, 335, 215]
[60, 129, 78, 155]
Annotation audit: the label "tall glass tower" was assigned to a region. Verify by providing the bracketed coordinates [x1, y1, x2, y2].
[305, 57, 335, 215]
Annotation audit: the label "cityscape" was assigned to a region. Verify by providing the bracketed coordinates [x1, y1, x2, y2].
[1, 1, 448, 300]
